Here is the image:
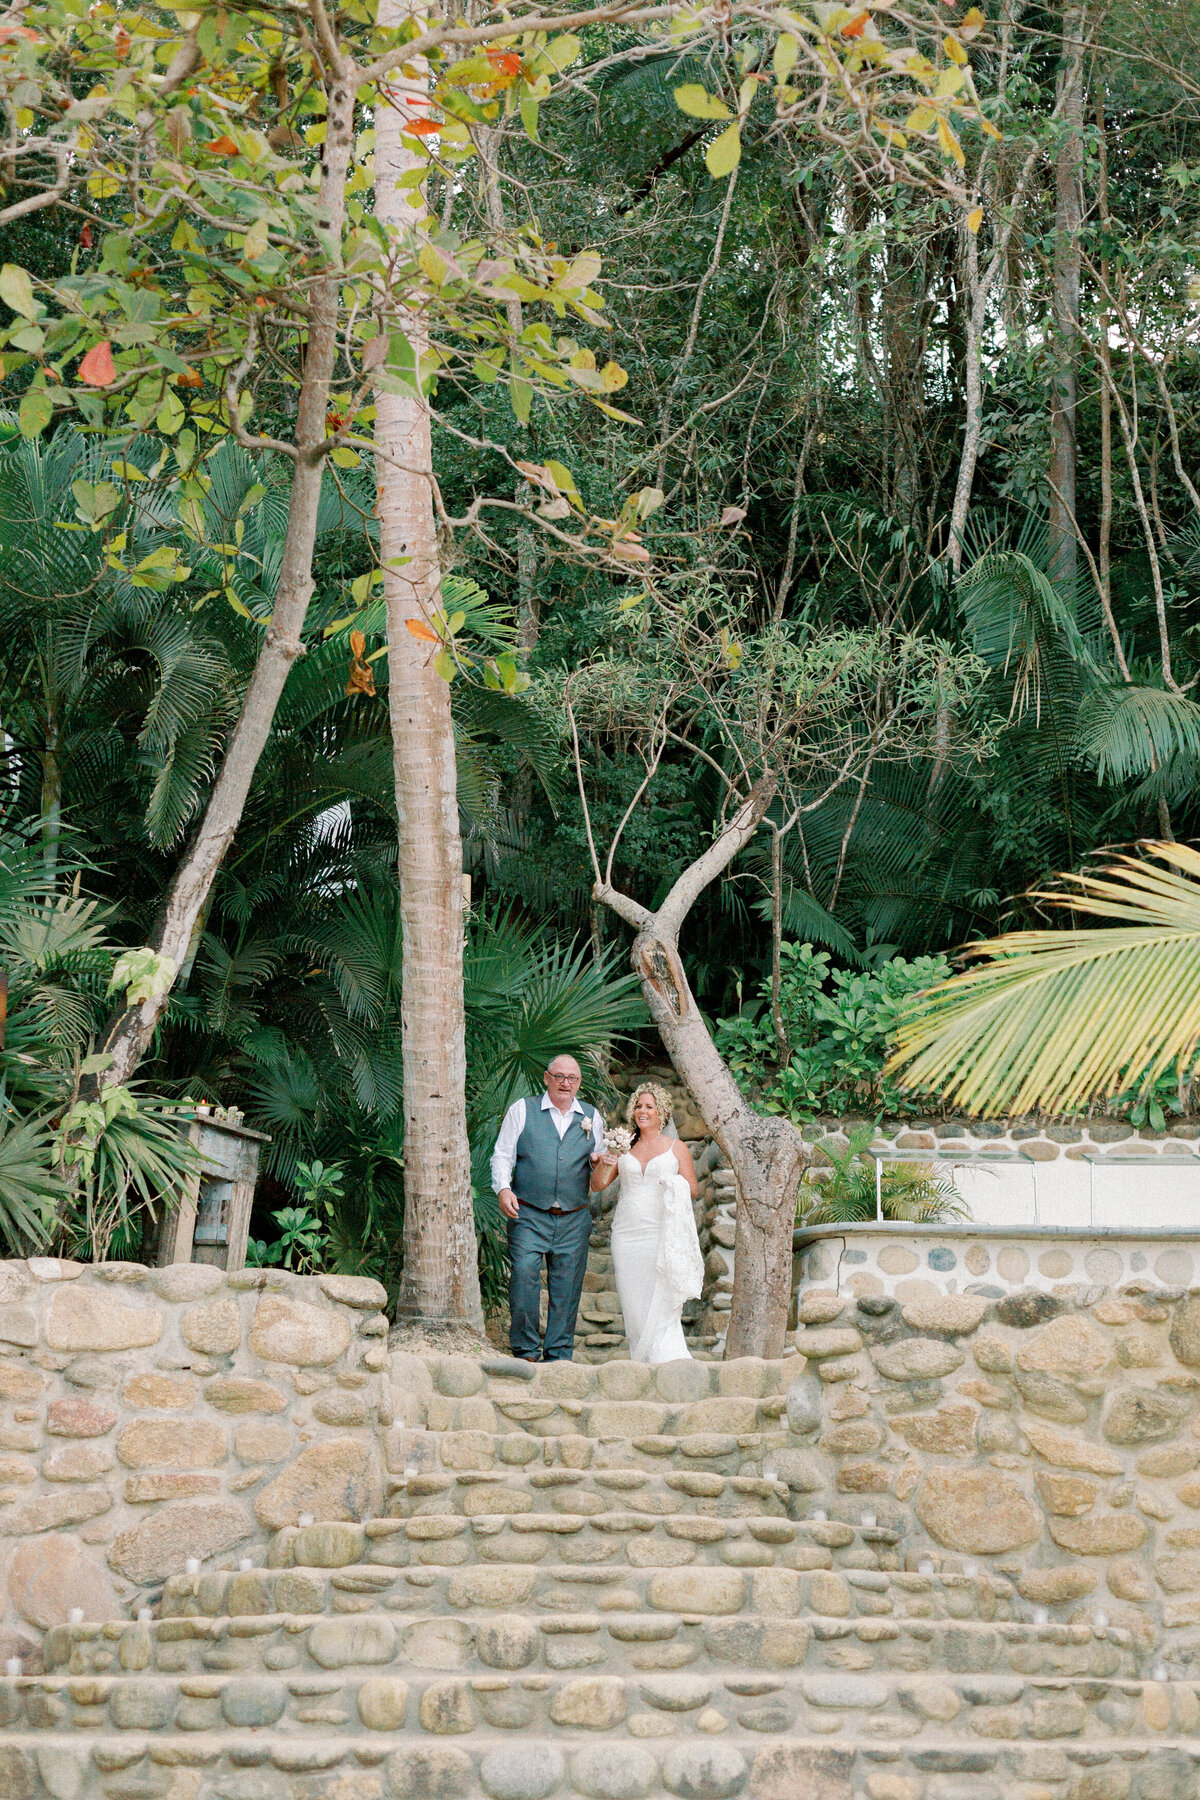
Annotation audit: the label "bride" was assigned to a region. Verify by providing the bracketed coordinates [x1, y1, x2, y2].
[591, 1082, 704, 1364]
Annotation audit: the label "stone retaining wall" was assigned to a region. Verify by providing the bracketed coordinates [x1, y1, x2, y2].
[795, 1227, 1200, 1306]
[0, 1257, 388, 1658]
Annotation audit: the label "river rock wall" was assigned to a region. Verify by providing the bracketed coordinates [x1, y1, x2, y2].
[0, 1258, 388, 1660]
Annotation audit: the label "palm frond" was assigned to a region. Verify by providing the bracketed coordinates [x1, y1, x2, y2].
[888, 842, 1200, 1115]
[1078, 685, 1200, 785]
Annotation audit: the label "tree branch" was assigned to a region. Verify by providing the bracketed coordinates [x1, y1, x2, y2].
[657, 773, 777, 938]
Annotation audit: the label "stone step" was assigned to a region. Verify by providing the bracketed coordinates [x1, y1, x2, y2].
[412, 1391, 794, 1444]
[256, 1519, 906, 1583]
[11, 1660, 1159, 1740]
[46, 1608, 1142, 1685]
[389, 1422, 800, 1478]
[4, 1727, 1198, 1800]
[341, 1471, 802, 1523]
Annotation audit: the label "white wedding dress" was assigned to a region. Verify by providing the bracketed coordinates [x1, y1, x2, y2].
[611, 1148, 705, 1364]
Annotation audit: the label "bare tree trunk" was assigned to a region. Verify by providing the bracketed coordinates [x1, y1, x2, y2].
[376, 7, 482, 1331]
[1047, 4, 1085, 584]
[1096, 90, 1113, 614]
[596, 783, 808, 1358]
[96, 69, 358, 1088]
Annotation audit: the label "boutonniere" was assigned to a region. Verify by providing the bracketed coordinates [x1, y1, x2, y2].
[579, 1114, 592, 1132]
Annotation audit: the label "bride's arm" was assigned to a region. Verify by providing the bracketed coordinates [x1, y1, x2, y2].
[590, 1152, 620, 1191]
[673, 1141, 699, 1199]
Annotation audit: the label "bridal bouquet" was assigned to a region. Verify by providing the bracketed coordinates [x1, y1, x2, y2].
[603, 1126, 633, 1157]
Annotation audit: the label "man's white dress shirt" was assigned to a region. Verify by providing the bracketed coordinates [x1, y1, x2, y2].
[491, 1093, 604, 1194]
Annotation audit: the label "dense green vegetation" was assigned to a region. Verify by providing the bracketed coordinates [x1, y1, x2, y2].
[0, 0, 1196, 1312]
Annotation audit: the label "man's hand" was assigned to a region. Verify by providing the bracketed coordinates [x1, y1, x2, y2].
[498, 1189, 519, 1221]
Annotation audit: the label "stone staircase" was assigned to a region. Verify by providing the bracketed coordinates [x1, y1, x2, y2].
[7, 1330, 1200, 1800]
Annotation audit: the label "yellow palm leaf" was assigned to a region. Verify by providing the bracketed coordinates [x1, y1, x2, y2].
[886, 842, 1200, 1116]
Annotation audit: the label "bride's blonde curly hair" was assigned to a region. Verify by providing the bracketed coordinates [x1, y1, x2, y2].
[625, 1081, 674, 1142]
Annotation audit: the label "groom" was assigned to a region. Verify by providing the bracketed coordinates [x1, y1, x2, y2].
[491, 1055, 605, 1362]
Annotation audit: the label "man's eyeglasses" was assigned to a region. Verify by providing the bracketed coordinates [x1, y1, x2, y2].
[548, 1073, 580, 1084]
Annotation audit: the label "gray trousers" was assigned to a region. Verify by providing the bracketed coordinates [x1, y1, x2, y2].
[507, 1203, 591, 1360]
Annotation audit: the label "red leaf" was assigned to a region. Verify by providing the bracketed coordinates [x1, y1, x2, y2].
[841, 11, 869, 34]
[78, 341, 116, 387]
[486, 48, 523, 75]
[79, 224, 92, 249]
[403, 118, 442, 136]
[405, 619, 439, 642]
[207, 134, 239, 156]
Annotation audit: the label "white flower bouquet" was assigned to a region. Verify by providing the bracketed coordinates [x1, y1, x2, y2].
[603, 1125, 634, 1157]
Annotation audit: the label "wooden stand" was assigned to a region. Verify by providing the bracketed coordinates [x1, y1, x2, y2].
[157, 1113, 270, 1274]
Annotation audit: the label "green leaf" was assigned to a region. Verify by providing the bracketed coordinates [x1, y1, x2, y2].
[242, 215, 269, 261]
[157, 388, 185, 435]
[520, 94, 539, 142]
[433, 647, 458, 682]
[705, 122, 742, 177]
[674, 84, 731, 120]
[0, 264, 36, 319]
[510, 376, 533, 425]
[18, 388, 52, 437]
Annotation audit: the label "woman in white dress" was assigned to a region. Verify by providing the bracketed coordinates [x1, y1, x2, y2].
[591, 1082, 703, 1364]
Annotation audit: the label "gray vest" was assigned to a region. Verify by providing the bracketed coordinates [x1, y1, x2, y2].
[511, 1098, 601, 1212]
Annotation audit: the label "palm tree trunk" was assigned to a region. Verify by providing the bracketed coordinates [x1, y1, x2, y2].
[1048, 3, 1085, 584]
[375, 2, 482, 1331]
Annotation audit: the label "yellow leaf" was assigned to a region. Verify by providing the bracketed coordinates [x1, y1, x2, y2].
[418, 243, 448, 285]
[331, 446, 360, 468]
[705, 122, 741, 179]
[966, 207, 983, 234]
[905, 105, 936, 133]
[241, 215, 269, 261]
[674, 83, 730, 121]
[545, 458, 582, 509]
[960, 6, 986, 36]
[773, 33, 799, 81]
[943, 34, 969, 64]
[599, 361, 628, 392]
[937, 115, 966, 167]
[935, 65, 966, 96]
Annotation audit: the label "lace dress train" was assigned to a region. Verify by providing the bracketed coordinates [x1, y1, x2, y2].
[611, 1149, 704, 1364]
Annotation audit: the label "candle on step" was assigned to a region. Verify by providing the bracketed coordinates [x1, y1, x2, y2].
[1032, 1607, 1049, 1627]
[298, 1513, 314, 1528]
[137, 1608, 151, 1623]
[861, 1511, 876, 1528]
[812, 1509, 827, 1523]
[68, 1608, 83, 1625]
[1093, 1610, 1108, 1633]
[5, 1658, 19, 1677]
[238, 1558, 252, 1571]
[918, 1560, 934, 1576]
[186, 1558, 200, 1576]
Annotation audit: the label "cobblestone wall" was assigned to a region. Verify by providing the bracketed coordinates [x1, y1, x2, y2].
[0, 1257, 388, 1659]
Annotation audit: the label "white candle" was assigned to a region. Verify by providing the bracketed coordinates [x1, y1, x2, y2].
[918, 1559, 934, 1576]
[1093, 1611, 1108, 1632]
[238, 1558, 252, 1571]
[185, 1558, 200, 1576]
[298, 1513, 314, 1528]
[68, 1607, 83, 1625]
[963, 1562, 978, 1579]
[1153, 1663, 1169, 1682]
[5, 1658, 19, 1677]
[137, 1608, 151, 1624]
[1032, 1607, 1048, 1627]
[812, 1509, 827, 1523]
[862, 1511, 877, 1528]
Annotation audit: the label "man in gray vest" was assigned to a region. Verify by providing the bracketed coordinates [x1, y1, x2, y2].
[491, 1055, 605, 1361]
